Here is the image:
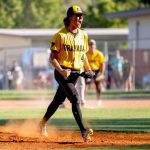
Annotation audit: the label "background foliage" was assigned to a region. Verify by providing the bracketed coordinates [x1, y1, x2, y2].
[0, 0, 150, 28]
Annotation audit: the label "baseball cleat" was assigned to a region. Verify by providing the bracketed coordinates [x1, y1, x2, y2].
[39, 121, 48, 137]
[82, 128, 93, 143]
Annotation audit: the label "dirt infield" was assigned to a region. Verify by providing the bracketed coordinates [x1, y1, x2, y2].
[0, 98, 150, 149]
[0, 98, 150, 109]
[0, 128, 150, 150]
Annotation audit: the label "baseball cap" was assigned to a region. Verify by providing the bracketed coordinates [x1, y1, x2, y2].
[89, 39, 96, 45]
[67, 5, 85, 17]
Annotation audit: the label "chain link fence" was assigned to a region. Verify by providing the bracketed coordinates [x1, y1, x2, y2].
[0, 39, 150, 90]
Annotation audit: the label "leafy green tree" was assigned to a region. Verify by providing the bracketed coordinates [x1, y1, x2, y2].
[0, 0, 66, 28]
[83, 0, 127, 28]
[83, 0, 150, 28]
[16, 0, 66, 28]
[0, 0, 22, 28]
[139, 0, 150, 6]
[0, 0, 149, 28]
[114, 0, 150, 8]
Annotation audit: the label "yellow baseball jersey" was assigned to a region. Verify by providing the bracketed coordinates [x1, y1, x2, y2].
[50, 27, 89, 70]
[86, 50, 106, 71]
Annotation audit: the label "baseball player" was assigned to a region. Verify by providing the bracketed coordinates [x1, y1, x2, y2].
[85, 39, 106, 105]
[39, 5, 94, 142]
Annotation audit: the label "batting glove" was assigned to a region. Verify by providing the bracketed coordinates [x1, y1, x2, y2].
[81, 70, 95, 79]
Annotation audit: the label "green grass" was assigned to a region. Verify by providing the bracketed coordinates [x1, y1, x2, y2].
[0, 89, 150, 149]
[61, 145, 150, 150]
[0, 108, 150, 133]
[0, 89, 150, 99]
[0, 89, 55, 99]
[0, 108, 150, 149]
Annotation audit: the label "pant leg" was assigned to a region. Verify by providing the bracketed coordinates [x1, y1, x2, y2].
[42, 70, 86, 132]
[55, 70, 86, 132]
[42, 85, 66, 122]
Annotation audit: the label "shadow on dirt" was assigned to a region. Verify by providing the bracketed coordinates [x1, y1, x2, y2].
[0, 118, 150, 133]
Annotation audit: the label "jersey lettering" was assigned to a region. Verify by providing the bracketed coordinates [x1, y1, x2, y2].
[64, 44, 84, 51]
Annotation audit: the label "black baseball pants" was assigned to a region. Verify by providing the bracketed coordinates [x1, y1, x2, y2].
[42, 69, 86, 132]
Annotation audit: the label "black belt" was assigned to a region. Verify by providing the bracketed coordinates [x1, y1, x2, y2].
[61, 66, 80, 71]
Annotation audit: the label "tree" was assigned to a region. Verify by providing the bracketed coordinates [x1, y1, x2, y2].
[0, 0, 22, 28]
[0, 0, 149, 28]
[139, 0, 150, 6]
[83, 0, 150, 28]
[83, 0, 127, 28]
[0, 0, 66, 28]
[16, 0, 66, 28]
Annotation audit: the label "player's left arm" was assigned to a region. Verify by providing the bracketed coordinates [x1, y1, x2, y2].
[97, 52, 106, 78]
[100, 62, 106, 75]
[82, 55, 95, 78]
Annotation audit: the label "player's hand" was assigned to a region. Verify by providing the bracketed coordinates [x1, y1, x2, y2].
[61, 69, 71, 78]
[95, 72, 105, 81]
[82, 70, 95, 79]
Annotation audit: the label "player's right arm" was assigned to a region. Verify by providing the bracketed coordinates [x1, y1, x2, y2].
[49, 52, 71, 78]
[50, 33, 71, 78]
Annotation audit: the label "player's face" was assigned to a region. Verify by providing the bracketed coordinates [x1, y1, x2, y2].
[70, 14, 83, 28]
[89, 44, 96, 53]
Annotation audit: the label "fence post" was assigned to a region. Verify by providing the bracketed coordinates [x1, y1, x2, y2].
[132, 40, 136, 90]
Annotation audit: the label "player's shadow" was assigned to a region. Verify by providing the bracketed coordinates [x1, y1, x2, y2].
[0, 118, 150, 132]
[49, 118, 150, 132]
[87, 118, 150, 132]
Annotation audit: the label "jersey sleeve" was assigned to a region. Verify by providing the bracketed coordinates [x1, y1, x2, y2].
[50, 33, 61, 53]
[98, 51, 106, 63]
